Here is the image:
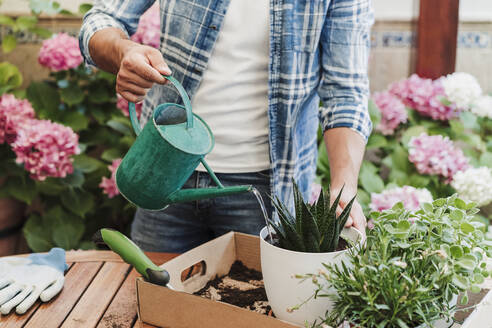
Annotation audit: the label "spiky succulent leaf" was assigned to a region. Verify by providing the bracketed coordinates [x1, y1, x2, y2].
[292, 181, 304, 235]
[316, 189, 330, 238]
[268, 221, 295, 250]
[270, 182, 355, 253]
[314, 189, 325, 227]
[271, 196, 305, 251]
[338, 196, 356, 232]
[328, 185, 344, 221]
[319, 215, 336, 251]
[300, 201, 320, 252]
[331, 195, 356, 251]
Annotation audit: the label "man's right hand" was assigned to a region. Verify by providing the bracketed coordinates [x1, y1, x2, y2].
[116, 40, 172, 103]
[89, 28, 172, 103]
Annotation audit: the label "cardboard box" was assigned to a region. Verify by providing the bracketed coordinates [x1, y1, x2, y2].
[136, 231, 299, 328]
[136, 231, 492, 328]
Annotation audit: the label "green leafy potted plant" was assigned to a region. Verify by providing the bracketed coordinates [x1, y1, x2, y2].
[305, 195, 492, 328]
[259, 182, 363, 326]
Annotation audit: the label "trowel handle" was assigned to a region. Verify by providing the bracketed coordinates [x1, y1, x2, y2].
[93, 229, 170, 287]
[129, 75, 194, 136]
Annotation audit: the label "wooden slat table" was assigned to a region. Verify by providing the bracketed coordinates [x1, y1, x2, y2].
[0, 250, 178, 328]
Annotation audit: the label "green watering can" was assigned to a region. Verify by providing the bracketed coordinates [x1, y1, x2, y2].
[115, 75, 252, 210]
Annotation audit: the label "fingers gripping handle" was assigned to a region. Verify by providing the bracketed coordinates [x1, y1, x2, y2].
[128, 75, 194, 135]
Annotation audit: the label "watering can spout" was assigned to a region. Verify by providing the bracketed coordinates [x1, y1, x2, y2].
[166, 185, 253, 204]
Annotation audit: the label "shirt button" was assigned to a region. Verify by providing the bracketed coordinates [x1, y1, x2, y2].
[193, 68, 201, 74]
[209, 25, 217, 30]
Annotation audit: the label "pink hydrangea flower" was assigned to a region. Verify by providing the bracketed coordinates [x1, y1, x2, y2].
[38, 33, 83, 71]
[0, 94, 35, 144]
[408, 133, 469, 183]
[99, 158, 122, 198]
[372, 91, 408, 135]
[131, 4, 160, 48]
[12, 119, 79, 181]
[389, 74, 459, 121]
[116, 94, 142, 118]
[370, 186, 433, 212]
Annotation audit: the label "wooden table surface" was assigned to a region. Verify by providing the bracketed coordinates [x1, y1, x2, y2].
[0, 250, 178, 328]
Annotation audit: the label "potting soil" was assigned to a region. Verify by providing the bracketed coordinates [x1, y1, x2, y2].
[193, 261, 274, 316]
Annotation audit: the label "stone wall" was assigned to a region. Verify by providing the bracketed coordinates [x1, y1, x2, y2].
[1, 0, 491, 92]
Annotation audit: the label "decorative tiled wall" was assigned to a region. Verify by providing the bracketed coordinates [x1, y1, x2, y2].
[0, 20, 491, 92]
[368, 22, 492, 92]
[371, 30, 492, 49]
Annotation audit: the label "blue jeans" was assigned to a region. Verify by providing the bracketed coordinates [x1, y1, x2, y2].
[131, 170, 273, 253]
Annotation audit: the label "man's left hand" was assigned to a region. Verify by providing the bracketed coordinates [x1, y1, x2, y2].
[330, 186, 366, 237]
[323, 128, 368, 237]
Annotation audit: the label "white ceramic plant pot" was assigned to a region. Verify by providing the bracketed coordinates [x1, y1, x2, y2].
[260, 226, 363, 326]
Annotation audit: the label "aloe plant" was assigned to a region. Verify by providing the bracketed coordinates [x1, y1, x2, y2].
[269, 181, 355, 253]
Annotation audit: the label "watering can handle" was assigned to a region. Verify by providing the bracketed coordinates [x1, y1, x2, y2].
[129, 75, 193, 136]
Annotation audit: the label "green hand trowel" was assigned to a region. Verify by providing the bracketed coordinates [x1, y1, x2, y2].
[115, 75, 252, 210]
[93, 228, 171, 287]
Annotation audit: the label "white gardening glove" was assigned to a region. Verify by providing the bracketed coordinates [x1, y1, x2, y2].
[0, 248, 67, 315]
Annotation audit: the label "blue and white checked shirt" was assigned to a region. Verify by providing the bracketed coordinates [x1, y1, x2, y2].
[79, 0, 373, 208]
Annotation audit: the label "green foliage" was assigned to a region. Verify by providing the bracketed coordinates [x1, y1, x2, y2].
[0, 62, 23, 95]
[270, 181, 355, 253]
[306, 196, 492, 328]
[0, 0, 68, 53]
[1, 2, 135, 253]
[78, 3, 93, 15]
[317, 98, 492, 222]
[2, 63, 135, 251]
[2, 34, 17, 53]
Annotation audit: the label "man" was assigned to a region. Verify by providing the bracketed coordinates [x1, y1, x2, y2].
[79, 0, 373, 253]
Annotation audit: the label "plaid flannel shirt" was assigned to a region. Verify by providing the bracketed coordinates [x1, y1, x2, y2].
[79, 0, 373, 209]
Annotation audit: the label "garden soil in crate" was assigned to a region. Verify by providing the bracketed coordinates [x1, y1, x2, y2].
[193, 260, 272, 315]
[136, 232, 299, 328]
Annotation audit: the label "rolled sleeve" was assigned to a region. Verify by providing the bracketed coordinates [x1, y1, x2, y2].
[78, 0, 155, 66]
[317, 0, 374, 142]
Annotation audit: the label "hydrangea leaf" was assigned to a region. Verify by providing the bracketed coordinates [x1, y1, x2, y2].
[23, 214, 54, 252]
[61, 188, 94, 217]
[1, 35, 17, 53]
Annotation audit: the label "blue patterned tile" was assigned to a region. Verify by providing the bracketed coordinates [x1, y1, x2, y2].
[458, 32, 490, 48]
[380, 31, 416, 48]
[370, 31, 378, 48]
[1, 24, 492, 50]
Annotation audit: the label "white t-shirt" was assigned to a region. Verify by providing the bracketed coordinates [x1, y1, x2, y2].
[192, 0, 270, 173]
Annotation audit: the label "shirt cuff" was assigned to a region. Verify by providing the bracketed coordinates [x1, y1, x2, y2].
[79, 13, 129, 67]
[319, 102, 373, 142]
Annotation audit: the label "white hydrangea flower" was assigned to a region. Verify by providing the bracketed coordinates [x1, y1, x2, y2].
[415, 188, 434, 204]
[442, 72, 482, 109]
[451, 167, 492, 207]
[471, 95, 492, 119]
